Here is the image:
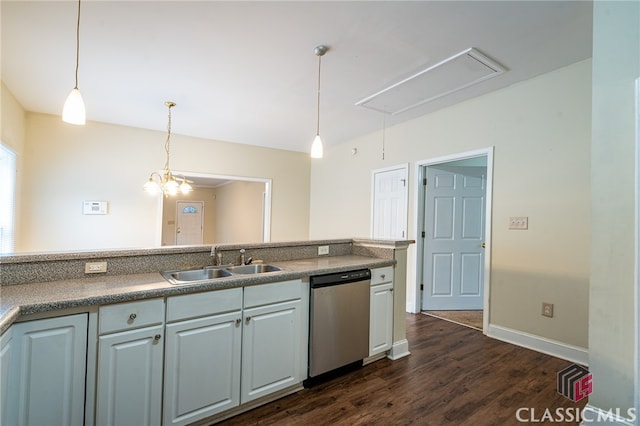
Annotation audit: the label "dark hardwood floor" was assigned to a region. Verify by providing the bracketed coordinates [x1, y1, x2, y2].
[220, 314, 587, 425]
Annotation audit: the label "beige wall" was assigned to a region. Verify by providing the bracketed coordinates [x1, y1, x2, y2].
[588, 0, 639, 415]
[213, 181, 265, 244]
[17, 113, 310, 252]
[310, 59, 591, 348]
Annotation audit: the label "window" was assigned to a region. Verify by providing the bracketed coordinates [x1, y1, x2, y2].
[0, 144, 17, 253]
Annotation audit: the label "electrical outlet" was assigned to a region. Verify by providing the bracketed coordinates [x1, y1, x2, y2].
[85, 261, 107, 274]
[509, 216, 529, 230]
[318, 245, 329, 256]
[542, 302, 554, 318]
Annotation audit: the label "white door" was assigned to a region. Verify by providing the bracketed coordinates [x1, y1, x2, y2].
[97, 325, 164, 426]
[163, 312, 242, 426]
[422, 165, 486, 310]
[372, 165, 408, 239]
[176, 201, 203, 245]
[7, 314, 88, 426]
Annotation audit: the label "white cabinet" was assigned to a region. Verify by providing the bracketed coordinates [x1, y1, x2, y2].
[370, 266, 394, 356]
[163, 288, 243, 426]
[241, 280, 307, 404]
[0, 327, 13, 425]
[6, 314, 88, 426]
[96, 298, 164, 426]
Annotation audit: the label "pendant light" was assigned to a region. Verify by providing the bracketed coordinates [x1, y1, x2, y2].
[143, 102, 193, 197]
[62, 0, 86, 125]
[310, 45, 328, 158]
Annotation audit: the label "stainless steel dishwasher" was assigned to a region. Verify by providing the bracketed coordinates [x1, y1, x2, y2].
[307, 269, 371, 380]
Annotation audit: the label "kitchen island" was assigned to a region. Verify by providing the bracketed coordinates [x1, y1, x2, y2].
[0, 238, 412, 425]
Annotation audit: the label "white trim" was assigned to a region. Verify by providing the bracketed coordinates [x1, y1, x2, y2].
[634, 76, 640, 420]
[581, 404, 637, 425]
[370, 163, 409, 240]
[412, 147, 494, 333]
[487, 323, 588, 366]
[387, 339, 410, 360]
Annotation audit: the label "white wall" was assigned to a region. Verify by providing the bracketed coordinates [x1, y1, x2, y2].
[588, 0, 639, 416]
[310, 59, 592, 349]
[17, 113, 310, 252]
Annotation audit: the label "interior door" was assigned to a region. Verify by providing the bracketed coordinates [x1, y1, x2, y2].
[176, 201, 203, 245]
[371, 165, 408, 239]
[422, 165, 486, 310]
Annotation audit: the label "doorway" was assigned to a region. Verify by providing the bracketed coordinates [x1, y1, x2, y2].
[415, 148, 493, 332]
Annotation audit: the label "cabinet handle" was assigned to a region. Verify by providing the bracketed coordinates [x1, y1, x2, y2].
[129, 313, 137, 321]
[389, 288, 393, 292]
[235, 318, 242, 326]
[153, 334, 161, 341]
[245, 316, 252, 325]
[380, 274, 386, 280]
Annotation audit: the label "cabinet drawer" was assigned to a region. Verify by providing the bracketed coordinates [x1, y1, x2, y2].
[99, 298, 165, 335]
[244, 280, 303, 309]
[371, 266, 394, 286]
[166, 287, 243, 323]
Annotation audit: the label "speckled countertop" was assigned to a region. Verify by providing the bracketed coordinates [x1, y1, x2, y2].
[0, 255, 394, 335]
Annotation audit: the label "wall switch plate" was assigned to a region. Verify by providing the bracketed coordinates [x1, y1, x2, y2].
[509, 216, 528, 230]
[542, 302, 554, 318]
[85, 261, 107, 274]
[318, 245, 329, 256]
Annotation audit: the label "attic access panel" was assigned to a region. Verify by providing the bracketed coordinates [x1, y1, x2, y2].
[356, 48, 506, 115]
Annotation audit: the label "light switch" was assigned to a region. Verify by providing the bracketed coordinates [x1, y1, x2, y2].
[509, 216, 528, 230]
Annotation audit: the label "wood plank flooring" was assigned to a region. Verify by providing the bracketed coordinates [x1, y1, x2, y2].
[219, 314, 587, 425]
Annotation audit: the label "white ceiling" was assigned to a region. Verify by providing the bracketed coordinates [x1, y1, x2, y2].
[2, 1, 593, 153]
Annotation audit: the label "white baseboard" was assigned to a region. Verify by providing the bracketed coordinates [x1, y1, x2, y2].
[581, 404, 637, 425]
[388, 339, 410, 360]
[487, 324, 588, 366]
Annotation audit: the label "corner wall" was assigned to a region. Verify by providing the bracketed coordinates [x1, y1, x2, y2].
[310, 59, 592, 349]
[588, 0, 640, 418]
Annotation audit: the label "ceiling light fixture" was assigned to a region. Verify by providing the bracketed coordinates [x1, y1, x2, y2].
[310, 45, 328, 159]
[143, 102, 193, 197]
[62, 0, 86, 125]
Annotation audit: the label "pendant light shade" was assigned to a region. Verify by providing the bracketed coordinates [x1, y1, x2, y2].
[62, 88, 86, 125]
[310, 134, 323, 158]
[310, 45, 328, 158]
[62, 0, 86, 125]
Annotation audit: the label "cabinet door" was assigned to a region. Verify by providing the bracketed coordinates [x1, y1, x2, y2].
[0, 328, 13, 425]
[97, 325, 163, 426]
[370, 282, 394, 356]
[242, 299, 302, 403]
[7, 314, 88, 426]
[163, 311, 242, 426]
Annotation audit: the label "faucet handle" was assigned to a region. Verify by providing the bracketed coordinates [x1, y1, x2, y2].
[240, 249, 245, 254]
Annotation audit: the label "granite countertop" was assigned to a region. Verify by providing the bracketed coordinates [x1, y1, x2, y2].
[0, 255, 394, 335]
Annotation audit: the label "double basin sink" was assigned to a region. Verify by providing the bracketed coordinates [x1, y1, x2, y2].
[162, 264, 281, 285]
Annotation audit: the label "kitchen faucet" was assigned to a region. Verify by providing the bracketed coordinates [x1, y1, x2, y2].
[239, 249, 253, 265]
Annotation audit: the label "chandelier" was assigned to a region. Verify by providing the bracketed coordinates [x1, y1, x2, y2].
[143, 102, 192, 197]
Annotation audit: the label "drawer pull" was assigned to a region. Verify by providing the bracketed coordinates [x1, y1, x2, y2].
[128, 313, 137, 321]
[380, 274, 386, 280]
[245, 316, 252, 325]
[154, 334, 161, 341]
[235, 318, 242, 327]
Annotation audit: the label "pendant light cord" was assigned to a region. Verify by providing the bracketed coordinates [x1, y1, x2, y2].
[164, 103, 173, 172]
[316, 54, 322, 136]
[73, 0, 81, 89]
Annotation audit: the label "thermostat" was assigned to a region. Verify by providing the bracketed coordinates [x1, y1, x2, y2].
[83, 201, 108, 215]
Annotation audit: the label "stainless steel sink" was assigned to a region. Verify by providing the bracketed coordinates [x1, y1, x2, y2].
[162, 263, 282, 284]
[162, 268, 232, 284]
[225, 264, 281, 275]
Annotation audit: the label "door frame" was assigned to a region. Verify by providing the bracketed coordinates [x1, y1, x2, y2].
[413, 147, 494, 332]
[370, 163, 409, 239]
